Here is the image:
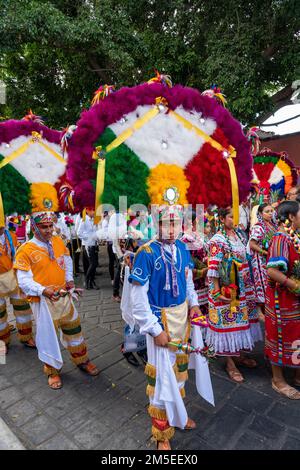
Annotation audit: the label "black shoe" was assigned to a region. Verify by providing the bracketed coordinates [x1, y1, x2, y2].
[90, 281, 100, 290]
[123, 351, 140, 367]
[137, 349, 148, 365]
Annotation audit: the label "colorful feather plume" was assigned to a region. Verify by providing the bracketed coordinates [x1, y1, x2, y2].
[22, 109, 44, 125]
[202, 85, 227, 107]
[148, 69, 172, 88]
[91, 84, 115, 107]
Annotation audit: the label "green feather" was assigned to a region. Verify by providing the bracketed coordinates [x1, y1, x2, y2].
[0, 155, 31, 214]
[95, 128, 150, 208]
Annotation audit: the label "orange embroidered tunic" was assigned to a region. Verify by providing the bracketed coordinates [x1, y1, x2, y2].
[0, 231, 17, 274]
[14, 236, 70, 302]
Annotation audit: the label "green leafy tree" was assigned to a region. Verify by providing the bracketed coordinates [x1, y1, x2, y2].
[0, 0, 299, 128]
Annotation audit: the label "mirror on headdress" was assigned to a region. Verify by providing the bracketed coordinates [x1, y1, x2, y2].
[163, 187, 179, 205]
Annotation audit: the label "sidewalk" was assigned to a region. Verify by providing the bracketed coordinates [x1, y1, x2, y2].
[1, 256, 300, 450]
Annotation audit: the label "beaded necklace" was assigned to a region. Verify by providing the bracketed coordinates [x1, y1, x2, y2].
[257, 215, 277, 250]
[220, 224, 244, 256]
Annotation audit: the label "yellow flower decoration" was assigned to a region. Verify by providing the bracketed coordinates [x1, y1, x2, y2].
[30, 183, 59, 213]
[147, 164, 189, 205]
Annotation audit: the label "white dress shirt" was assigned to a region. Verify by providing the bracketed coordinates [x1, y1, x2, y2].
[77, 215, 99, 248]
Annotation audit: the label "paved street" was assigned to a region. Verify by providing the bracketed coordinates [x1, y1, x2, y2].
[1, 251, 300, 450]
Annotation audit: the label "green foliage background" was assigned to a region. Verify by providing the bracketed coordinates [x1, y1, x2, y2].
[0, 0, 299, 127]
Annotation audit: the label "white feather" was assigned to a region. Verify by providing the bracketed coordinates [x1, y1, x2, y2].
[109, 105, 217, 169]
[268, 166, 284, 185]
[0, 135, 66, 184]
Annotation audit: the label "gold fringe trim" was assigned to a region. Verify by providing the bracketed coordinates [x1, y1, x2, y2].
[18, 333, 33, 343]
[0, 288, 18, 298]
[151, 425, 175, 442]
[15, 320, 32, 330]
[10, 298, 29, 306]
[176, 353, 189, 366]
[67, 342, 87, 354]
[146, 384, 155, 397]
[43, 365, 61, 376]
[144, 362, 156, 379]
[148, 405, 167, 420]
[59, 316, 81, 330]
[184, 317, 191, 344]
[176, 370, 189, 382]
[72, 353, 89, 366]
[161, 308, 169, 338]
[0, 325, 10, 344]
[0, 303, 6, 313]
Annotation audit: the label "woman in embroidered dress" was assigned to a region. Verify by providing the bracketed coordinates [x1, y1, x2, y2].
[181, 212, 212, 335]
[265, 201, 300, 399]
[248, 204, 277, 315]
[206, 207, 262, 383]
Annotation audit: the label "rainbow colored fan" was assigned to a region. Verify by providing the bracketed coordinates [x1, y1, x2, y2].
[65, 75, 253, 224]
[252, 148, 297, 199]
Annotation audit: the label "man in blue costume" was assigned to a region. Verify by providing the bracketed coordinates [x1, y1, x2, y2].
[129, 201, 214, 450]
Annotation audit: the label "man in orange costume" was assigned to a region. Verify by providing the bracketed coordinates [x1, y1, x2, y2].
[0, 221, 35, 350]
[14, 210, 99, 389]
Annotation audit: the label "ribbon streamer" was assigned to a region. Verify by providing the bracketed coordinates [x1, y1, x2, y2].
[0, 191, 5, 227]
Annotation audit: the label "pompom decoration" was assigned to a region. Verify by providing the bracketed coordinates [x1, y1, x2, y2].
[147, 164, 189, 205]
[252, 148, 297, 198]
[66, 80, 252, 212]
[30, 182, 59, 213]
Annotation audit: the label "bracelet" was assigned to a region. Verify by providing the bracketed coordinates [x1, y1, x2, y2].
[211, 289, 221, 301]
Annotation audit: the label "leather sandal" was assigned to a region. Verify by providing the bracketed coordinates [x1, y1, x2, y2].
[157, 440, 171, 450]
[23, 338, 37, 349]
[226, 366, 244, 383]
[234, 357, 257, 368]
[185, 417, 197, 430]
[272, 381, 300, 400]
[48, 374, 62, 390]
[78, 361, 100, 376]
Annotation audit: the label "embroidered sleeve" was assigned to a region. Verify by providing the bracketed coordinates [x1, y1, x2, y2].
[13, 247, 31, 271]
[250, 224, 264, 243]
[129, 249, 153, 286]
[207, 238, 225, 278]
[267, 234, 289, 273]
